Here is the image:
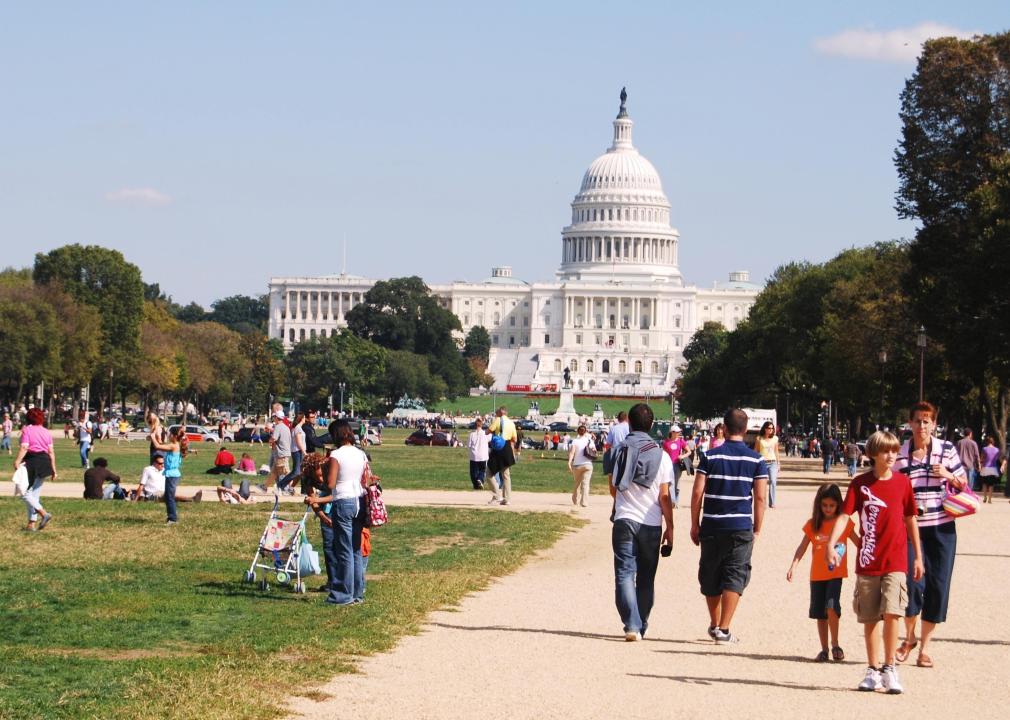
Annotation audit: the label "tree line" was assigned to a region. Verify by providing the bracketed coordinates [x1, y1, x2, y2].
[679, 32, 1010, 451]
[1, 249, 492, 419]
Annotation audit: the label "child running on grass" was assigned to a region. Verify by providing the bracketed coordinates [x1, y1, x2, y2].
[787, 483, 860, 662]
[826, 431, 924, 694]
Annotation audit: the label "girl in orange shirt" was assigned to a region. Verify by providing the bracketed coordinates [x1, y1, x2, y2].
[788, 484, 860, 662]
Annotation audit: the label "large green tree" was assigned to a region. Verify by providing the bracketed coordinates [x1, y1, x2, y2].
[284, 332, 387, 414]
[895, 32, 1010, 450]
[209, 295, 269, 335]
[33, 245, 145, 406]
[346, 276, 472, 397]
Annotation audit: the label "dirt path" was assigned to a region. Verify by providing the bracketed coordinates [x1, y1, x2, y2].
[285, 470, 1010, 720]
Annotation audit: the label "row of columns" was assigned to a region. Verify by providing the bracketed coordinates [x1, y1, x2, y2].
[562, 236, 676, 265]
[563, 296, 653, 330]
[281, 289, 364, 322]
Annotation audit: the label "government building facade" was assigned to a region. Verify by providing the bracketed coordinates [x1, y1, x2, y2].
[267, 94, 761, 396]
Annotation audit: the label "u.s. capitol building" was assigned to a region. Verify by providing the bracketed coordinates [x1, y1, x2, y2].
[268, 93, 761, 396]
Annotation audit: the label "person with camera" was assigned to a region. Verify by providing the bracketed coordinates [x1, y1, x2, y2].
[892, 401, 968, 669]
[609, 404, 674, 642]
[567, 424, 596, 507]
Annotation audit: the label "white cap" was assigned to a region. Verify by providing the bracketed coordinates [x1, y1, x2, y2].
[272, 408, 285, 419]
[671, 424, 682, 432]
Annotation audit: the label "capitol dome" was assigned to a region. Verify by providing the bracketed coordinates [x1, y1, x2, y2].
[558, 90, 682, 285]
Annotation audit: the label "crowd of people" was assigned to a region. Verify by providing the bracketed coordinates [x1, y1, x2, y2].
[5, 395, 1000, 694]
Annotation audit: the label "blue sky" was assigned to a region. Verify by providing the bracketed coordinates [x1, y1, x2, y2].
[1, 2, 1004, 306]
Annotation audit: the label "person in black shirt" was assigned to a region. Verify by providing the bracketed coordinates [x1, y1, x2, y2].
[83, 457, 120, 499]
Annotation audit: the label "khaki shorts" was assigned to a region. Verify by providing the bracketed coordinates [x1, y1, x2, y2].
[267, 459, 290, 484]
[853, 572, 907, 623]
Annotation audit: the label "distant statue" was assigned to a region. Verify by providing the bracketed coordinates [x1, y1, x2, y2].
[618, 87, 628, 118]
[594, 402, 602, 413]
[563, 367, 572, 388]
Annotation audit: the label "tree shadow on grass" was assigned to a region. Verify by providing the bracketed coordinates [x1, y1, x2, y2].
[629, 673, 849, 693]
[429, 622, 711, 645]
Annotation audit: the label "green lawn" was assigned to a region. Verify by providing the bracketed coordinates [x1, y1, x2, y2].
[5, 433, 612, 494]
[0, 499, 582, 719]
[435, 395, 672, 419]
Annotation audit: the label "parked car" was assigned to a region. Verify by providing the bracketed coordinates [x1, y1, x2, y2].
[168, 424, 221, 443]
[405, 430, 450, 447]
[234, 427, 268, 443]
[548, 421, 572, 433]
[516, 419, 538, 431]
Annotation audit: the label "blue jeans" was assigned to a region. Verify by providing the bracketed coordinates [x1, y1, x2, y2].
[846, 459, 858, 477]
[319, 519, 338, 590]
[966, 469, 979, 492]
[22, 477, 45, 522]
[1, 435, 10, 452]
[326, 498, 365, 605]
[822, 453, 831, 474]
[164, 475, 179, 522]
[279, 450, 303, 490]
[80, 441, 91, 468]
[766, 461, 779, 507]
[612, 518, 662, 635]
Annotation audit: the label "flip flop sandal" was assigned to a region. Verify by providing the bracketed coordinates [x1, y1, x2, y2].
[895, 639, 917, 663]
[916, 652, 934, 668]
[832, 646, 845, 661]
[815, 650, 829, 662]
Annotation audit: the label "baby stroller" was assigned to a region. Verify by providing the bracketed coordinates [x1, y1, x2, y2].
[243, 495, 313, 594]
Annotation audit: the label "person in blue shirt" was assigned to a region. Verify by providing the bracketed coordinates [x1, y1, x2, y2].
[690, 408, 768, 645]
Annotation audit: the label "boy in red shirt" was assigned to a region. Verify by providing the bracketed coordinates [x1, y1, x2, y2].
[827, 431, 924, 695]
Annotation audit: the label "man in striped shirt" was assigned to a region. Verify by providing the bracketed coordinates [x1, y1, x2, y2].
[690, 408, 768, 644]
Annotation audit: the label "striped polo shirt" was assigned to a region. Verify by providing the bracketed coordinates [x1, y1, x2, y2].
[895, 437, 967, 528]
[698, 440, 769, 535]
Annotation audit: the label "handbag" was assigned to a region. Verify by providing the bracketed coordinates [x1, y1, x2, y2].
[942, 482, 980, 518]
[298, 539, 321, 576]
[360, 462, 388, 527]
[12, 464, 28, 496]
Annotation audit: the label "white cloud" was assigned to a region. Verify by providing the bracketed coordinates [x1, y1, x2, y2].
[813, 22, 978, 63]
[104, 187, 173, 207]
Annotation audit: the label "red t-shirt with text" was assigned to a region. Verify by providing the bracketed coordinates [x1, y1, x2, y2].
[841, 471, 915, 576]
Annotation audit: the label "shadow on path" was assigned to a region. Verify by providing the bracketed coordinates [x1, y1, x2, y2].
[654, 648, 833, 664]
[429, 622, 711, 645]
[629, 673, 848, 693]
[957, 552, 1010, 559]
[933, 637, 1010, 647]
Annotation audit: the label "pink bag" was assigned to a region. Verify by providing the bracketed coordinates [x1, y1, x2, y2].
[942, 482, 979, 518]
[360, 462, 388, 528]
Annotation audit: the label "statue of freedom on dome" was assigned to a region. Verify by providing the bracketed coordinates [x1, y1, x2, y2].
[617, 87, 628, 118]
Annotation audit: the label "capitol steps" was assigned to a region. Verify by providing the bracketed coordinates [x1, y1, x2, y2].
[486, 348, 540, 391]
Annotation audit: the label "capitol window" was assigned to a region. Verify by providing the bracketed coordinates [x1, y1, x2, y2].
[510, 316, 516, 326]
[523, 316, 528, 326]
[570, 360, 578, 372]
[289, 328, 295, 342]
[544, 314, 551, 325]
[586, 359, 594, 372]
[602, 360, 610, 374]
[651, 361, 659, 374]
[554, 359, 562, 372]
[641, 335, 648, 346]
[634, 360, 642, 373]
[545, 334, 550, 344]
[618, 360, 627, 373]
[494, 312, 500, 326]
[575, 333, 582, 345]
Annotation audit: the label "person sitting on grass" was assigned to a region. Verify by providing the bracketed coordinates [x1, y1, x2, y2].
[235, 452, 257, 475]
[826, 430, 924, 694]
[131, 455, 203, 504]
[206, 446, 236, 474]
[83, 457, 120, 500]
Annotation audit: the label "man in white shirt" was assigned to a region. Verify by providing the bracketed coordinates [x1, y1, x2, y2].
[133, 456, 167, 500]
[467, 418, 490, 489]
[609, 403, 674, 641]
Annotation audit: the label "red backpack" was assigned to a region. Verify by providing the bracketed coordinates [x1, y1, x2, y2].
[360, 462, 387, 528]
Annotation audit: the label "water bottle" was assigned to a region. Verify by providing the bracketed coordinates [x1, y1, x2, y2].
[827, 543, 846, 572]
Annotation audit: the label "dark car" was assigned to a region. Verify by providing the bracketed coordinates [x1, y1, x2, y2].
[405, 430, 450, 447]
[437, 418, 455, 430]
[234, 427, 267, 443]
[516, 419, 538, 431]
[548, 421, 572, 433]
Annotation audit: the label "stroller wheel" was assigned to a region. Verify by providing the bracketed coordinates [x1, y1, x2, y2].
[243, 571, 255, 584]
[259, 579, 269, 592]
[276, 571, 289, 584]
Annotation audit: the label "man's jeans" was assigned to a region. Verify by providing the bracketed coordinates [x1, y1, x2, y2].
[846, 459, 858, 477]
[80, 441, 90, 468]
[164, 475, 179, 522]
[966, 469, 979, 492]
[612, 518, 662, 635]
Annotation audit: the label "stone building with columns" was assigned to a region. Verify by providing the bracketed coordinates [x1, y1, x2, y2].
[267, 94, 761, 396]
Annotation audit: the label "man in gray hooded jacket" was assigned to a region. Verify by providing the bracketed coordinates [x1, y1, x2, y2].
[609, 403, 675, 641]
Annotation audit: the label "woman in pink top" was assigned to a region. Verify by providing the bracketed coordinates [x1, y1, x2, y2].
[13, 408, 57, 531]
[708, 423, 726, 451]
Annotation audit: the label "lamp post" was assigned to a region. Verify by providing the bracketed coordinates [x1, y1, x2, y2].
[108, 367, 115, 420]
[878, 349, 888, 428]
[338, 382, 345, 415]
[917, 326, 927, 402]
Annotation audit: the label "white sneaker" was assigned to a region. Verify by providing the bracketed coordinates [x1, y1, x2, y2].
[713, 628, 739, 645]
[858, 666, 882, 692]
[487, 497, 502, 505]
[880, 665, 903, 694]
[624, 631, 642, 642]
